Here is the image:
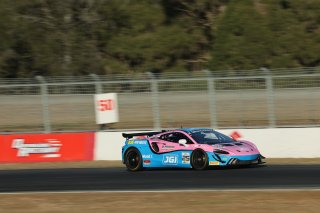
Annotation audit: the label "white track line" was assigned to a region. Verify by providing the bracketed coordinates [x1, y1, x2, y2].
[1, 188, 320, 195]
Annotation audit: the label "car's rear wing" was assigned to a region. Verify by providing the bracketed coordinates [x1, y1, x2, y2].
[122, 131, 165, 139]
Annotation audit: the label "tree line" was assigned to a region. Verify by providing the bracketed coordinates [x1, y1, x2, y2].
[0, 0, 319, 78]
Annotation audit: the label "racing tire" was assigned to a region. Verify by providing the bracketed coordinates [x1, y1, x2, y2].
[191, 149, 208, 170]
[125, 148, 143, 172]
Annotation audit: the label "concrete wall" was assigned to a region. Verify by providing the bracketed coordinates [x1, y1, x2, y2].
[94, 132, 124, 161]
[94, 128, 320, 160]
[219, 128, 320, 158]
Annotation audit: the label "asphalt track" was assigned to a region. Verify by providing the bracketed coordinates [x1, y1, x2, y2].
[0, 165, 319, 193]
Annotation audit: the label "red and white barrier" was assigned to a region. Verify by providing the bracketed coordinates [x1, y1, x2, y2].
[1, 127, 319, 163]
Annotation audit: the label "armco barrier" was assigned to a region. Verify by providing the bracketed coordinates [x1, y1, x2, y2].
[0, 132, 94, 163]
[94, 128, 320, 160]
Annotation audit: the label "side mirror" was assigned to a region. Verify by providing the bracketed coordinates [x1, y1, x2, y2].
[178, 139, 187, 145]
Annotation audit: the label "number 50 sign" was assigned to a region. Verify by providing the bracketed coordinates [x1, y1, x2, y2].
[94, 93, 119, 124]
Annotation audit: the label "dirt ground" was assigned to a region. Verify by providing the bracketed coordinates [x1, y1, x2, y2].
[0, 158, 319, 170]
[0, 191, 319, 213]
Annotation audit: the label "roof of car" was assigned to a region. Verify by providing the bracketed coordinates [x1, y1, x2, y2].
[180, 128, 212, 133]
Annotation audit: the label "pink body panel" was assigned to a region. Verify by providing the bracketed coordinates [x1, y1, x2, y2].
[148, 130, 260, 156]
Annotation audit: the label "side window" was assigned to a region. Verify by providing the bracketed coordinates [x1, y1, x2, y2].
[159, 133, 169, 141]
[175, 132, 193, 144]
[159, 133, 179, 143]
[160, 132, 193, 144]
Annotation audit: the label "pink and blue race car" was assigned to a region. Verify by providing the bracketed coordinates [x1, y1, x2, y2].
[122, 128, 265, 171]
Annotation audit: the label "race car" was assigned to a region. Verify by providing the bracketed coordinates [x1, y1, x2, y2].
[122, 128, 265, 171]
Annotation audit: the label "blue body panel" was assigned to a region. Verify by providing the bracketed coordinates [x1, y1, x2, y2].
[122, 139, 192, 168]
[207, 153, 260, 166]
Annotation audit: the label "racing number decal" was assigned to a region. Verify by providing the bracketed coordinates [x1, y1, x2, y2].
[163, 155, 178, 165]
[97, 99, 114, 111]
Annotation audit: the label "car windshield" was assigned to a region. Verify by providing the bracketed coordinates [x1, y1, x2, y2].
[189, 129, 235, 144]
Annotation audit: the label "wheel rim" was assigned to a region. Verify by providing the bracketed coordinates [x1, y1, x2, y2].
[127, 151, 140, 170]
[192, 151, 206, 169]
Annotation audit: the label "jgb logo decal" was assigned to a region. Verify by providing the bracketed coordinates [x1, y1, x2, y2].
[12, 138, 62, 157]
[163, 155, 178, 165]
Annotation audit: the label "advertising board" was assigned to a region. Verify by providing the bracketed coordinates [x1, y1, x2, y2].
[0, 132, 94, 163]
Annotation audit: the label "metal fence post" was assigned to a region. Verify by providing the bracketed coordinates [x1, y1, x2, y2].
[35, 76, 51, 133]
[261, 68, 276, 128]
[90, 74, 106, 130]
[203, 70, 217, 129]
[147, 72, 161, 130]
[89, 73, 102, 94]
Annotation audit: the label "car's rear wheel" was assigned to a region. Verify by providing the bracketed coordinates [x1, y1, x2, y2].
[191, 149, 208, 170]
[125, 148, 143, 172]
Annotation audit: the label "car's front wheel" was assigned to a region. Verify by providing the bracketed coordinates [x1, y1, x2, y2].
[125, 148, 143, 172]
[191, 149, 208, 170]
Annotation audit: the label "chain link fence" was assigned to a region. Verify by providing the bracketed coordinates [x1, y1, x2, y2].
[1, 67, 320, 133]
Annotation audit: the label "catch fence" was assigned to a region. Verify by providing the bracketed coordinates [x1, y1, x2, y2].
[1, 67, 320, 133]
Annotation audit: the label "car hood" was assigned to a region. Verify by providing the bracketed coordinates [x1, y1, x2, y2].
[211, 141, 260, 155]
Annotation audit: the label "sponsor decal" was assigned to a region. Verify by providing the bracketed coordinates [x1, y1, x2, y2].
[162, 154, 178, 165]
[12, 138, 62, 157]
[162, 145, 175, 149]
[127, 139, 147, 145]
[142, 154, 152, 159]
[182, 152, 190, 164]
[134, 140, 147, 145]
[209, 161, 220, 166]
